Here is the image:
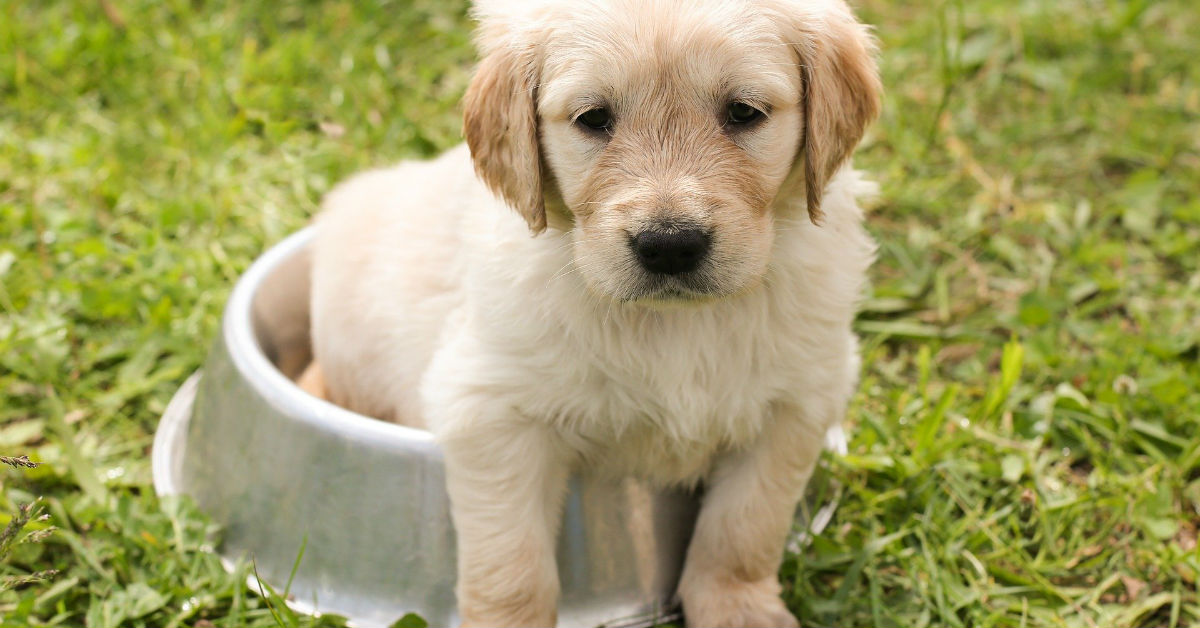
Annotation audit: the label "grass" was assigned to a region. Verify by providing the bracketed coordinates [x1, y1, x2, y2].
[1, 0, 1197, 626]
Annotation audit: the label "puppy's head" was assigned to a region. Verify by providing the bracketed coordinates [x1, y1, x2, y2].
[464, 0, 880, 303]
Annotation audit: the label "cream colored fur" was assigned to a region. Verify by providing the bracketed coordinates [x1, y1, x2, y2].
[309, 0, 881, 625]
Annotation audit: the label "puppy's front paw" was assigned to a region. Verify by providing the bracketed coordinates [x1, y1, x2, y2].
[679, 575, 799, 628]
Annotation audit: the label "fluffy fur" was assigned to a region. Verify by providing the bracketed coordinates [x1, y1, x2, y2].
[307, 0, 881, 625]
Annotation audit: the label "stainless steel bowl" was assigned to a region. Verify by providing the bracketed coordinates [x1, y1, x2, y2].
[152, 227, 845, 628]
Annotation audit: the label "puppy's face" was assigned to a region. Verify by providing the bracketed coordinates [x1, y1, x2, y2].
[464, 0, 880, 303]
[535, 3, 799, 302]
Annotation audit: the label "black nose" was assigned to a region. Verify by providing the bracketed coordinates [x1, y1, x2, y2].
[631, 228, 710, 275]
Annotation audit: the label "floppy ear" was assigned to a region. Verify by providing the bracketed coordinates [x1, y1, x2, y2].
[790, 2, 882, 223]
[462, 43, 546, 233]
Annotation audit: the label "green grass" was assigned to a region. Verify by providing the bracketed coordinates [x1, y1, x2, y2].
[1, 0, 1197, 626]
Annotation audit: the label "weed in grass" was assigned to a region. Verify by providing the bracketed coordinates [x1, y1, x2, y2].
[1, 457, 59, 600]
[0, 498, 58, 595]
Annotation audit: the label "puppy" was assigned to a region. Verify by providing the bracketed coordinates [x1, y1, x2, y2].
[307, 0, 881, 625]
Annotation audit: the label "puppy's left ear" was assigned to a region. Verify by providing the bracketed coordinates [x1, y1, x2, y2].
[462, 42, 546, 233]
[785, 1, 882, 223]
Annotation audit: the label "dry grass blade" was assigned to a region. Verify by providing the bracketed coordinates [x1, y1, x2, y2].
[0, 455, 41, 469]
[1, 569, 60, 592]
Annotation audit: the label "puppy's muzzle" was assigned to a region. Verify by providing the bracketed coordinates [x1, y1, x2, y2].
[630, 226, 711, 275]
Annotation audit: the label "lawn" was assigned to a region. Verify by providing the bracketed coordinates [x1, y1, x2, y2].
[1, 0, 1198, 626]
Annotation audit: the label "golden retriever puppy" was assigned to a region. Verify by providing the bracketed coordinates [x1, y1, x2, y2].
[308, 0, 880, 625]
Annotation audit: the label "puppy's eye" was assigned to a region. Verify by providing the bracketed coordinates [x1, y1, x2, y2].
[726, 102, 763, 125]
[576, 107, 613, 132]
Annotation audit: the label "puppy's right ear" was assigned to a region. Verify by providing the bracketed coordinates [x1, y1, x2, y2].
[462, 43, 546, 233]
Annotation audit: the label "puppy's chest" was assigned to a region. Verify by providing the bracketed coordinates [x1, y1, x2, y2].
[547, 311, 792, 482]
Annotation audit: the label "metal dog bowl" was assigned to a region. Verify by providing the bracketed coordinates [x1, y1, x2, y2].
[152, 227, 846, 627]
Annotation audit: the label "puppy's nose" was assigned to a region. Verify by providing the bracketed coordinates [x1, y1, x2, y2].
[631, 228, 710, 275]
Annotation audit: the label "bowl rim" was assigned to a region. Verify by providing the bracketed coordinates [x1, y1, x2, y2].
[222, 226, 440, 453]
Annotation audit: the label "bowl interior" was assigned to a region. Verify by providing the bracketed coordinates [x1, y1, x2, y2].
[249, 240, 315, 382]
